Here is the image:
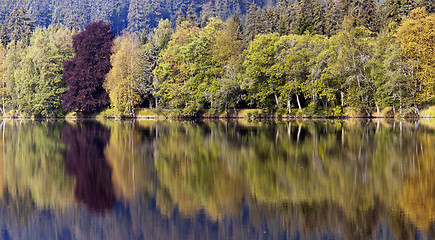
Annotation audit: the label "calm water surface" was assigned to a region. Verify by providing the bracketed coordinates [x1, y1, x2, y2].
[0, 119, 433, 240]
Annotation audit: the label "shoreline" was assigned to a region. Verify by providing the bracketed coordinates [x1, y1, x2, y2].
[0, 115, 433, 121]
[1, 105, 434, 120]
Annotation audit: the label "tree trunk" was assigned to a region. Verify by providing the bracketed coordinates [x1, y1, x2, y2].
[296, 94, 302, 113]
[1, 95, 4, 116]
[287, 100, 291, 116]
[341, 91, 344, 107]
[376, 104, 379, 116]
[399, 96, 402, 115]
[274, 91, 280, 109]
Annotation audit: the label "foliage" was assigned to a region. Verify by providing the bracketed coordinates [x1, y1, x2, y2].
[397, 7, 435, 108]
[61, 21, 114, 113]
[104, 32, 142, 117]
[13, 25, 73, 116]
[0, 5, 34, 46]
[0, 1, 433, 117]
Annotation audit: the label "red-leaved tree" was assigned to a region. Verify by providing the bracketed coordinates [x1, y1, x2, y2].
[61, 21, 114, 113]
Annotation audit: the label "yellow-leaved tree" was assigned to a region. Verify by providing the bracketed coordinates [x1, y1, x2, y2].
[397, 7, 435, 109]
[104, 32, 142, 116]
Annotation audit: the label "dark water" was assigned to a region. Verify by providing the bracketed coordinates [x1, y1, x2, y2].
[0, 119, 433, 240]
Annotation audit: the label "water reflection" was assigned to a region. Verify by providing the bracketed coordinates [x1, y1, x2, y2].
[0, 119, 432, 239]
[0, 120, 73, 223]
[61, 121, 115, 212]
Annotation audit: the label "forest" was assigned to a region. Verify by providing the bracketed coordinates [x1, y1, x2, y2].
[0, 0, 434, 118]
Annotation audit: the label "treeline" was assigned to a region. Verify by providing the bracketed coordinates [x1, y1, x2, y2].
[133, 2, 435, 117]
[0, 0, 272, 34]
[1, 0, 433, 35]
[0, 1, 434, 117]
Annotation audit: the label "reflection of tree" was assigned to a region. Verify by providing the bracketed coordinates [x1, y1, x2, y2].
[400, 129, 435, 230]
[155, 122, 245, 220]
[153, 120, 432, 239]
[0, 121, 74, 224]
[104, 121, 155, 200]
[240, 120, 421, 238]
[62, 122, 115, 213]
[0, 120, 430, 238]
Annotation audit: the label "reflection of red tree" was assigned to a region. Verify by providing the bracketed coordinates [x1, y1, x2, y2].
[61, 122, 115, 213]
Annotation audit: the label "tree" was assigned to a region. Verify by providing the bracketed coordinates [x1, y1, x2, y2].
[243, 33, 287, 112]
[68, 9, 81, 31]
[353, 0, 378, 32]
[135, 19, 173, 108]
[245, 2, 262, 42]
[27, 0, 53, 27]
[186, 4, 199, 27]
[206, 16, 245, 114]
[397, 7, 435, 109]
[153, 19, 173, 50]
[136, 44, 160, 108]
[154, 20, 210, 116]
[0, 5, 35, 46]
[2, 41, 25, 113]
[175, 9, 185, 28]
[61, 21, 114, 113]
[419, 0, 435, 13]
[324, 0, 341, 36]
[333, 17, 379, 115]
[14, 25, 73, 116]
[104, 33, 142, 116]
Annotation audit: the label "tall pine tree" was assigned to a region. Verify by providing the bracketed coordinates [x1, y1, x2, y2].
[1, 5, 35, 46]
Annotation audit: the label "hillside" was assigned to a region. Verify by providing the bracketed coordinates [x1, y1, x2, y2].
[0, 0, 275, 34]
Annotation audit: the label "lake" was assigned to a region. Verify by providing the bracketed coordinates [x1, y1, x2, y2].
[0, 119, 433, 240]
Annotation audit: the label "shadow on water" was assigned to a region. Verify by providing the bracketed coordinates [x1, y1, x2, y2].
[61, 121, 115, 213]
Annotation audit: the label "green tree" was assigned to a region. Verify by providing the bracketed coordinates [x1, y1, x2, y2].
[207, 15, 245, 114]
[153, 19, 173, 50]
[3, 40, 25, 113]
[333, 17, 379, 115]
[175, 9, 185, 28]
[0, 5, 35, 46]
[243, 33, 287, 112]
[324, 0, 345, 36]
[14, 25, 74, 116]
[245, 2, 262, 42]
[154, 21, 213, 116]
